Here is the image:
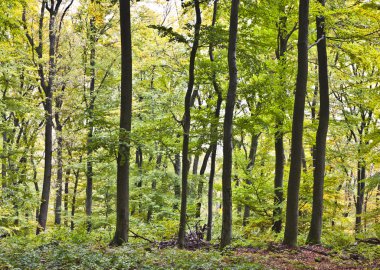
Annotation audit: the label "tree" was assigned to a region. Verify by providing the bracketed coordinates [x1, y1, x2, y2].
[177, 0, 202, 249]
[111, 0, 133, 246]
[283, 0, 310, 247]
[220, 0, 240, 249]
[307, 0, 330, 244]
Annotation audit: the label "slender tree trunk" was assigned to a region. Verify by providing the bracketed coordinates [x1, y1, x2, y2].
[243, 133, 260, 226]
[206, 0, 221, 241]
[195, 147, 211, 218]
[64, 168, 70, 226]
[111, 0, 133, 246]
[283, 0, 310, 247]
[37, 6, 58, 234]
[272, 9, 291, 233]
[147, 153, 161, 222]
[355, 161, 365, 233]
[273, 124, 284, 233]
[307, 0, 330, 244]
[178, 0, 201, 248]
[71, 168, 80, 231]
[220, 0, 240, 249]
[86, 13, 96, 232]
[54, 123, 63, 225]
[2, 130, 7, 189]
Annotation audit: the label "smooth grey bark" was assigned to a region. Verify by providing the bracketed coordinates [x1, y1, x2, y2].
[111, 0, 133, 246]
[283, 0, 310, 247]
[307, 0, 330, 244]
[220, 0, 240, 249]
[178, 0, 201, 249]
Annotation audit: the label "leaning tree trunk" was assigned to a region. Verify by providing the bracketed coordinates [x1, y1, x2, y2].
[111, 0, 133, 246]
[178, 0, 201, 249]
[220, 0, 240, 249]
[283, 0, 310, 247]
[307, 0, 330, 244]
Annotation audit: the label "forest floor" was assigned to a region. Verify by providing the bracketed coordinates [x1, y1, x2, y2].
[1, 234, 379, 270]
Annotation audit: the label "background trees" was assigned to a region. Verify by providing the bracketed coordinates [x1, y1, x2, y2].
[0, 0, 379, 252]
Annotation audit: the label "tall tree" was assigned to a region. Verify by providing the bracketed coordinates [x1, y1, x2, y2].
[220, 0, 240, 249]
[307, 0, 330, 244]
[177, 0, 201, 249]
[34, 0, 65, 234]
[206, 0, 222, 241]
[111, 0, 133, 246]
[283, 0, 310, 247]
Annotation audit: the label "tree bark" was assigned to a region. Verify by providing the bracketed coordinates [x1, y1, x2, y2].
[37, 2, 60, 234]
[195, 147, 211, 218]
[206, 0, 221, 241]
[243, 133, 260, 226]
[111, 0, 133, 246]
[283, 0, 310, 247]
[220, 0, 240, 249]
[86, 13, 96, 232]
[307, 0, 330, 244]
[178, 0, 201, 249]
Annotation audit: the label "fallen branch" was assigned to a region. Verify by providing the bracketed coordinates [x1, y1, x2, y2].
[356, 237, 380, 245]
[129, 229, 156, 243]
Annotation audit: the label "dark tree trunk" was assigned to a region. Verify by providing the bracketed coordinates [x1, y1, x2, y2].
[54, 122, 63, 225]
[64, 168, 70, 226]
[355, 161, 366, 233]
[71, 167, 80, 231]
[272, 9, 291, 233]
[220, 0, 240, 249]
[206, 0, 221, 241]
[195, 147, 211, 218]
[243, 133, 260, 226]
[147, 153, 161, 222]
[37, 4, 59, 234]
[86, 13, 96, 233]
[273, 124, 285, 233]
[2, 130, 6, 189]
[111, 0, 133, 246]
[283, 0, 309, 247]
[178, 0, 201, 249]
[307, 0, 330, 244]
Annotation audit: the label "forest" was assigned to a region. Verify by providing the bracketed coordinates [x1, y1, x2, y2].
[0, 0, 380, 269]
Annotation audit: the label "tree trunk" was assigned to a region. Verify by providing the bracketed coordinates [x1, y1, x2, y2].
[54, 122, 63, 225]
[71, 167, 80, 231]
[111, 0, 133, 246]
[243, 133, 260, 226]
[220, 0, 240, 249]
[86, 13, 96, 232]
[195, 147, 211, 218]
[283, 0, 309, 247]
[178, 0, 201, 249]
[355, 161, 365, 233]
[37, 5, 58, 234]
[206, 0, 221, 241]
[307, 0, 329, 244]
[64, 168, 70, 226]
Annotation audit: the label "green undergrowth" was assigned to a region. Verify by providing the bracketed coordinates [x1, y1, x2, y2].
[0, 227, 379, 270]
[0, 228, 263, 270]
